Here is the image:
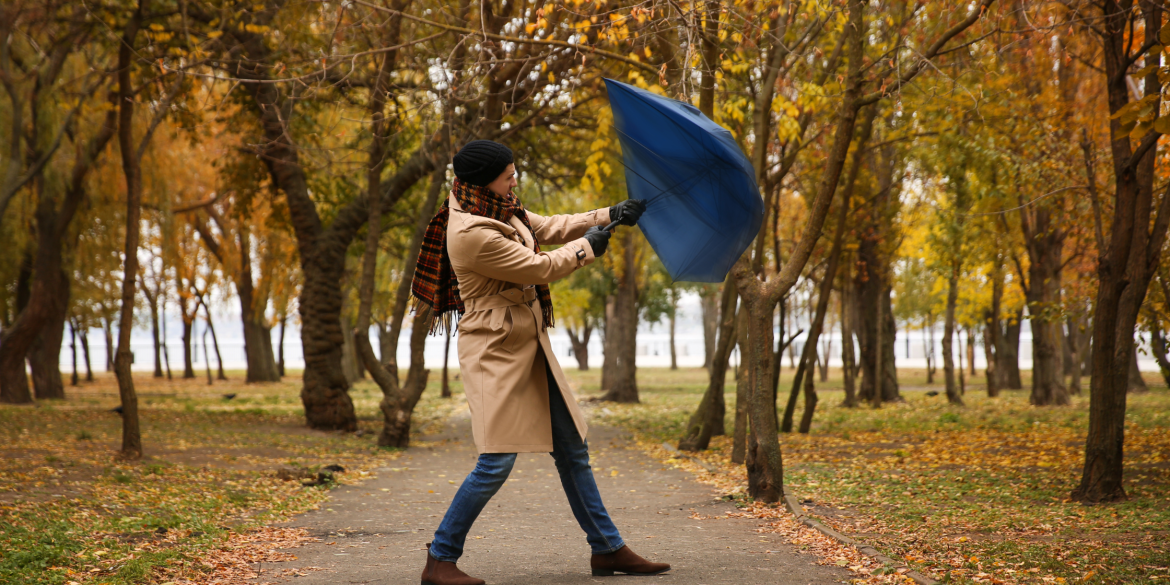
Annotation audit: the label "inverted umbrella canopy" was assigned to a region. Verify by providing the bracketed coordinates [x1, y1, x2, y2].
[605, 78, 763, 283]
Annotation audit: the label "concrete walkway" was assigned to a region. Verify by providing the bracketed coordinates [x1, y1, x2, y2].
[263, 415, 848, 585]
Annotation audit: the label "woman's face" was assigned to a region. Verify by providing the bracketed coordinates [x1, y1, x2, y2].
[486, 163, 517, 196]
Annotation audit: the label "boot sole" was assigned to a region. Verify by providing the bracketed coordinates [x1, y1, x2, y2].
[591, 568, 671, 577]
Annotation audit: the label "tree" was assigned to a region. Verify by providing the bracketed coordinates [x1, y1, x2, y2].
[0, 4, 115, 402]
[1073, 0, 1170, 503]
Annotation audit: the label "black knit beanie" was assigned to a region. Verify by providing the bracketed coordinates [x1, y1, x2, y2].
[453, 140, 514, 187]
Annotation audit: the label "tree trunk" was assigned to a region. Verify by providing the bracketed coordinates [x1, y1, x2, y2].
[601, 234, 639, 402]
[1024, 209, 1068, 406]
[966, 327, 976, 376]
[104, 318, 114, 373]
[1151, 323, 1170, 388]
[942, 257, 963, 405]
[278, 315, 287, 377]
[202, 327, 213, 385]
[227, 12, 436, 432]
[782, 103, 870, 429]
[1074, 1, 1168, 503]
[149, 293, 163, 378]
[340, 306, 363, 384]
[70, 320, 79, 387]
[983, 318, 999, 397]
[441, 326, 452, 398]
[160, 302, 172, 380]
[113, 5, 146, 459]
[377, 307, 433, 447]
[0, 82, 116, 403]
[30, 272, 69, 400]
[1128, 348, 1148, 393]
[857, 281, 900, 404]
[1002, 312, 1024, 389]
[80, 325, 93, 382]
[181, 316, 196, 379]
[567, 326, 591, 370]
[817, 336, 831, 382]
[601, 295, 617, 390]
[984, 267, 1003, 396]
[841, 270, 858, 407]
[203, 303, 227, 381]
[679, 279, 736, 451]
[925, 323, 936, 384]
[1067, 316, 1082, 395]
[731, 309, 749, 465]
[701, 289, 718, 368]
[798, 359, 817, 433]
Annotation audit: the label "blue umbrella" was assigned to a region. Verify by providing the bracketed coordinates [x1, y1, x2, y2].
[603, 78, 763, 283]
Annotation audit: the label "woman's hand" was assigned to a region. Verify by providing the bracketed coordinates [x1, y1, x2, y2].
[609, 199, 647, 226]
[583, 226, 611, 257]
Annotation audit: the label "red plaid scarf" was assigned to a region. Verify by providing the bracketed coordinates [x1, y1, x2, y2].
[412, 179, 555, 333]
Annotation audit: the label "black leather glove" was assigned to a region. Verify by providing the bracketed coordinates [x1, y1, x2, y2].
[609, 198, 647, 226]
[583, 226, 611, 257]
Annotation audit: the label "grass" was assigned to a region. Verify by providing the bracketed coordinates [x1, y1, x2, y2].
[0, 369, 462, 585]
[564, 366, 1170, 585]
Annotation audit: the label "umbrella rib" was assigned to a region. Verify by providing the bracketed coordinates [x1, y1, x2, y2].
[613, 128, 722, 203]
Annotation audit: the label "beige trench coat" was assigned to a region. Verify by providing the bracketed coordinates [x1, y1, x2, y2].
[447, 195, 610, 453]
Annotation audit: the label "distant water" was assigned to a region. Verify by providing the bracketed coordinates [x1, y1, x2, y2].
[58, 292, 1160, 373]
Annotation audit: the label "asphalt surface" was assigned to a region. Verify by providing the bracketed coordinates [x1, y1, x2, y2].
[261, 411, 848, 585]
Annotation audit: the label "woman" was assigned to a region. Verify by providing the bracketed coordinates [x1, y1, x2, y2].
[412, 140, 670, 585]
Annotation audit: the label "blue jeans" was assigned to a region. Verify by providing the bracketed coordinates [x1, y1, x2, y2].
[429, 366, 625, 562]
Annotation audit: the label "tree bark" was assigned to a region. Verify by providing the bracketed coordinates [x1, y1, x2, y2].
[29, 275, 68, 400]
[942, 257, 963, 405]
[278, 315, 287, 377]
[701, 289, 718, 368]
[730, 308, 749, 465]
[103, 318, 114, 373]
[202, 300, 227, 381]
[1074, 0, 1169, 503]
[841, 266, 858, 407]
[984, 265, 1003, 396]
[679, 278, 737, 451]
[1002, 311, 1024, 389]
[202, 326, 213, 385]
[567, 326, 591, 370]
[1067, 316, 1082, 395]
[145, 284, 163, 378]
[1128, 348, 1148, 393]
[1020, 204, 1068, 406]
[70, 320, 79, 387]
[80, 324, 93, 382]
[113, 3, 147, 459]
[601, 234, 639, 402]
[601, 296, 617, 389]
[181, 312, 196, 379]
[441, 327, 452, 398]
[782, 104, 872, 430]
[0, 91, 116, 403]
[220, 3, 439, 431]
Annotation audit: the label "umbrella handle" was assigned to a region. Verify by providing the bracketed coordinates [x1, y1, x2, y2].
[604, 220, 621, 232]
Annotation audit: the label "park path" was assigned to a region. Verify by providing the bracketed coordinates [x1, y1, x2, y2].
[259, 408, 849, 585]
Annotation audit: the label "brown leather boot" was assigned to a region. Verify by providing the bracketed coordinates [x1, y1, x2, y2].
[421, 543, 485, 585]
[590, 545, 671, 576]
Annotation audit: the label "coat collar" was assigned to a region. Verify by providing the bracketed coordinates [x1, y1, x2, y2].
[449, 193, 522, 236]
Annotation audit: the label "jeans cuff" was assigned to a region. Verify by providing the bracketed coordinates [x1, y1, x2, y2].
[429, 548, 460, 563]
[592, 540, 625, 555]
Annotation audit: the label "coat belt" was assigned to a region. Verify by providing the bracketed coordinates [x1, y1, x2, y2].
[463, 288, 537, 331]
